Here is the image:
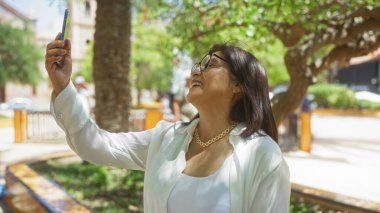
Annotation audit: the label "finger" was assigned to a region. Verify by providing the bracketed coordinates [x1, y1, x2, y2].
[63, 39, 71, 56]
[45, 58, 58, 74]
[46, 62, 55, 75]
[46, 56, 63, 65]
[48, 61, 58, 74]
[46, 56, 63, 73]
[46, 40, 65, 52]
[46, 33, 63, 51]
[45, 49, 67, 58]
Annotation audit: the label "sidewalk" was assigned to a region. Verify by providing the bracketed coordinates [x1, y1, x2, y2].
[0, 141, 71, 184]
[0, 128, 13, 146]
[284, 114, 380, 206]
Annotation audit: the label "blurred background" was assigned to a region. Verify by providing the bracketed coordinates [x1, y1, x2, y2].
[0, 0, 380, 212]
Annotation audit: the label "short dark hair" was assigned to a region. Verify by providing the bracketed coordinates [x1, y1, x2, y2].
[210, 43, 278, 142]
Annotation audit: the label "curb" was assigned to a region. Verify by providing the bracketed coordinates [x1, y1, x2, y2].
[292, 183, 380, 212]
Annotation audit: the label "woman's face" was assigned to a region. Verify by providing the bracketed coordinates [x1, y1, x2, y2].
[187, 51, 240, 109]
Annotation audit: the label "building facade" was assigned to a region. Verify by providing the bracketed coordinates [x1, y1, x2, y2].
[68, 0, 97, 73]
[0, 0, 36, 28]
[334, 49, 380, 94]
[335, 59, 380, 94]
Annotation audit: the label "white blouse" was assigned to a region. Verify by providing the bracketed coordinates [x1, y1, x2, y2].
[50, 81, 291, 213]
[168, 154, 233, 213]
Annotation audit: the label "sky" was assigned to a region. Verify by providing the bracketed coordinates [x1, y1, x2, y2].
[4, 0, 66, 38]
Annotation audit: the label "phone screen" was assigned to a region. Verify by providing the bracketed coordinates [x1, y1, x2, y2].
[60, 9, 71, 40]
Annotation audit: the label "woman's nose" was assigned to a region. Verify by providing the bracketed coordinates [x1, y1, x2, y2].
[191, 64, 201, 75]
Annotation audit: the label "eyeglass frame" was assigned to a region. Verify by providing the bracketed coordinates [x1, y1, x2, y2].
[191, 53, 228, 73]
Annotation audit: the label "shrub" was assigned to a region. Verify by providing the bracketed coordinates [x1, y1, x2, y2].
[308, 83, 356, 109]
[307, 84, 380, 110]
[356, 100, 380, 110]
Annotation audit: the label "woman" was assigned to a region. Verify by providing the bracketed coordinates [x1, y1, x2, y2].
[45, 33, 290, 212]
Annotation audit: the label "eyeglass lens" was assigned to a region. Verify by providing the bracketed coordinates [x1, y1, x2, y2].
[200, 54, 210, 71]
[191, 54, 210, 73]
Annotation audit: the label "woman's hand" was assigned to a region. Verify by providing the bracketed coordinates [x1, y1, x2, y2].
[45, 33, 72, 95]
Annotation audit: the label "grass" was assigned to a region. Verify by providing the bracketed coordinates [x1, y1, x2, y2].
[0, 115, 12, 128]
[36, 160, 334, 213]
[36, 160, 144, 213]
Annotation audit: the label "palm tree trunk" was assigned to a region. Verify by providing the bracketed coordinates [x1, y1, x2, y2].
[93, 0, 132, 132]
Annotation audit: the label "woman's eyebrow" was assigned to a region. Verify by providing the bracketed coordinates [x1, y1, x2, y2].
[213, 53, 227, 62]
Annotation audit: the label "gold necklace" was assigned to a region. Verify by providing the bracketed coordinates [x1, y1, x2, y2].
[194, 123, 237, 148]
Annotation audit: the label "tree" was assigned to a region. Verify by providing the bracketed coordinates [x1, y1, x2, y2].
[0, 24, 42, 102]
[160, 0, 380, 125]
[75, 13, 176, 104]
[131, 15, 178, 103]
[93, 0, 132, 132]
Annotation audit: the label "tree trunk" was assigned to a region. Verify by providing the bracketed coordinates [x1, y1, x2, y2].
[272, 49, 310, 126]
[0, 85, 5, 102]
[272, 79, 309, 126]
[137, 89, 142, 105]
[93, 0, 132, 132]
[32, 85, 37, 96]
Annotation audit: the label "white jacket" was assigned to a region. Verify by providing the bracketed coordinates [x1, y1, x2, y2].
[51, 81, 291, 213]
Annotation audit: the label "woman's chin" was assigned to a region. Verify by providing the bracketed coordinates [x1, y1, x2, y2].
[186, 90, 202, 104]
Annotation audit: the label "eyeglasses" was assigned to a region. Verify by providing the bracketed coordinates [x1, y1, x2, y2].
[191, 53, 227, 73]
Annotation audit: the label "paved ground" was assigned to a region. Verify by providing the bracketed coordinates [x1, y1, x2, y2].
[0, 128, 13, 146]
[284, 114, 380, 204]
[0, 114, 379, 212]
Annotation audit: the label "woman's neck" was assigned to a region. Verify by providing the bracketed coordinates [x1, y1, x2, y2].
[196, 108, 234, 140]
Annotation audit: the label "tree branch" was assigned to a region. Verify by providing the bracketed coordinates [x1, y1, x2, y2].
[301, 0, 343, 18]
[268, 0, 346, 47]
[266, 22, 306, 47]
[309, 32, 380, 76]
[299, 7, 380, 58]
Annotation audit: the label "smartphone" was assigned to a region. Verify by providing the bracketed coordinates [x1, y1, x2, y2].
[60, 9, 71, 40]
[57, 9, 70, 67]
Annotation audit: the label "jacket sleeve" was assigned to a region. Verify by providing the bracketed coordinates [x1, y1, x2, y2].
[250, 158, 291, 213]
[50, 81, 166, 170]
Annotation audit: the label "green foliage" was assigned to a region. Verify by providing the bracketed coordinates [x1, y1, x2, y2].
[130, 16, 178, 92]
[123, 169, 145, 192]
[356, 100, 380, 110]
[158, 0, 303, 86]
[308, 83, 356, 109]
[76, 15, 176, 92]
[158, 0, 380, 90]
[0, 24, 43, 86]
[36, 160, 145, 212]
[290, 196, 325, 213]
[254, 40, 289, 86]
[308, 83, 380, 110]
